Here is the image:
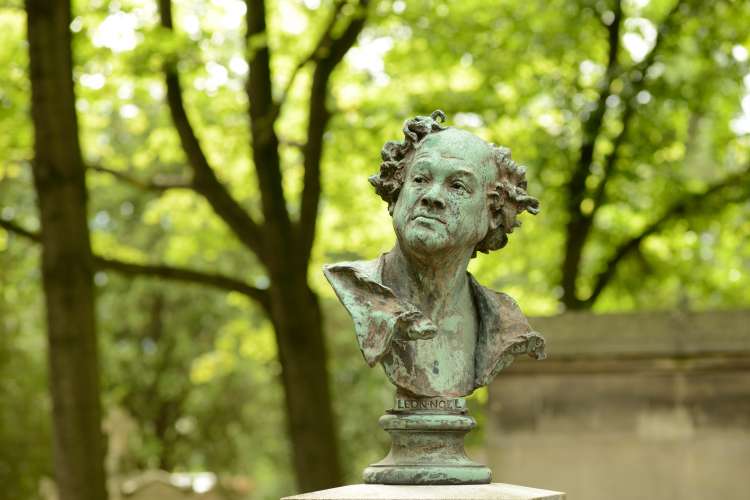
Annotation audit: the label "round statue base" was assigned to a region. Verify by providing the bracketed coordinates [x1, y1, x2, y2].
[363, 410, 491, 485]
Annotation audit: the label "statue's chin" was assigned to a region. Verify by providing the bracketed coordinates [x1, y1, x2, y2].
[400, 227, 451, 256]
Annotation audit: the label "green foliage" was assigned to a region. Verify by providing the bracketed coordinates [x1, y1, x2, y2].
[322, 0, 750, 313]
[0, 9, 50, 498]
[0, 241, 51, 500]
[1, 0, 749, 498]
[97, 277, 291, 498]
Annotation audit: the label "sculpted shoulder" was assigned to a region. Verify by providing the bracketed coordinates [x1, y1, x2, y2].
[474, 282, 534, 334]
[322, 258, 429, 369]
[469, 278, 546, 387]
[323, 258, 382, 287]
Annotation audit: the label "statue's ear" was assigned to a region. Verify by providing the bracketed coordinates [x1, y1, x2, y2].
[487, 189, 503, 231]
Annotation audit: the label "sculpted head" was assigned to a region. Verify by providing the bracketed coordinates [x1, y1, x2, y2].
[369, 110, 540, 258]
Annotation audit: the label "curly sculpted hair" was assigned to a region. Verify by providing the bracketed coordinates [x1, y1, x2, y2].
[369, 110, 540, 254]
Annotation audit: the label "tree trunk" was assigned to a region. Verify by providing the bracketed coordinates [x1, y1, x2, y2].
[560, 216, 590, 310]
[269, 276, 342, 492]
[25, 1, 108, 499]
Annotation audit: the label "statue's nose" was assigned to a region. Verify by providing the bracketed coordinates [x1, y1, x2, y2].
[420, 184, 446, 209]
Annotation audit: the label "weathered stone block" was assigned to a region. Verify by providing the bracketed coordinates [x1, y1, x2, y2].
[283, 483, 564, 500]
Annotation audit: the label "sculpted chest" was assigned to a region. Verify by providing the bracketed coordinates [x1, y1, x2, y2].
[323, 255, 544, 398]
[384, 306, 477, 397]
[381, 266, 478, 397]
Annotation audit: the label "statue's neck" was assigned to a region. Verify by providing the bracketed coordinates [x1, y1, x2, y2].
[383, 243, 472, 320]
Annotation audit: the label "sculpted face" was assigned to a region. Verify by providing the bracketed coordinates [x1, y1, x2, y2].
[392, 128, 496, 257]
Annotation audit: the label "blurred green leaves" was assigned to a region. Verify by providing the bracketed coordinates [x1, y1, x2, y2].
[1, 0, 749, 498]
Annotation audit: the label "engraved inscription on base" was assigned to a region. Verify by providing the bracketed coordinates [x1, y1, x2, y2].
[394, 397, 466, 411]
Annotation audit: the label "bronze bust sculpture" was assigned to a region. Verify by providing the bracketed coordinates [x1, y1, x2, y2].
[324, 110, 545, 398]
[323, 111, 546, 485]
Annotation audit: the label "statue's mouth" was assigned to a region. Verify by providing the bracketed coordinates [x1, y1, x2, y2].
[412, 213, 446, 224]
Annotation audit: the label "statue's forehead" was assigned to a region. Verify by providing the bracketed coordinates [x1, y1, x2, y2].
[410, 129, 495, 185]
[415, 128, 492, 163]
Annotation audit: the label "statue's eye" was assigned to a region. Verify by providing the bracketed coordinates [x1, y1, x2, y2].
[413, 175, 426, 184]
[451, 181, 467, 192]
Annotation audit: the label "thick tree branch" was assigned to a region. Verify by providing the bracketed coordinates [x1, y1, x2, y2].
[561, 0, 623, 308]
[95, 256, 270, 308]
[272, 0, 346, 117]
[298, 0, 369, 263]
[0, 218, 40, 241]
[581, 0, 685, 207]
[590, 101, 635, 214]
[587, 0, 685, 219]
[245, 0, 292, 266]
[0, 218, 270, 308]
[89, 165, 192, 192]
[562, 0, 686, 308]
[158, 0, 266, 262]
[584, 166, 750, 307]
[576, 0, 623, 184]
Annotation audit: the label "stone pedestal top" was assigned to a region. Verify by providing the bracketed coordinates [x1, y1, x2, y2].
[282, 483, 565, 500]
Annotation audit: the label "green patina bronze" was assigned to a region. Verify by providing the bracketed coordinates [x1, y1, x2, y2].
[324, 111, 545, 485]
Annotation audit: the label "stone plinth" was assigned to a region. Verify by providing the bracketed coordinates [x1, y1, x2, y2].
[488, 309, 750, 500]
[282, 483, 565, 500]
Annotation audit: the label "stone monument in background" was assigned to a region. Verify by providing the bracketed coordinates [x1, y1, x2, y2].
[285, 111, 564, 500]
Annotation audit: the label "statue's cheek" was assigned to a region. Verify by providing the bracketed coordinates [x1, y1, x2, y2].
[396, 186, 419, 209]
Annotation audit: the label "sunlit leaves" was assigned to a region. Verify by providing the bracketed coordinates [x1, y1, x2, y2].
[325, 0, 750, 314]
[1, 0, 749, 497]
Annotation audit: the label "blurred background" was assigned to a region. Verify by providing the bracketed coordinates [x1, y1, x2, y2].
[1, 0, 748, 499]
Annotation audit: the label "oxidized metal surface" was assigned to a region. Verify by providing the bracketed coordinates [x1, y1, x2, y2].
[323, 111, 546, 485]
[363, 412, 491, 485]
[324, 258, 545, 397]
